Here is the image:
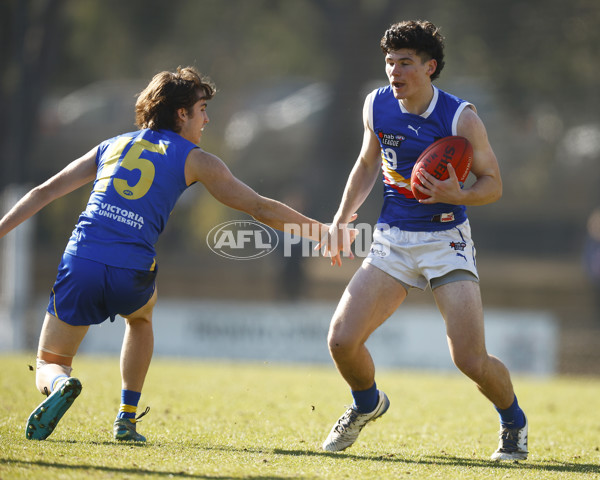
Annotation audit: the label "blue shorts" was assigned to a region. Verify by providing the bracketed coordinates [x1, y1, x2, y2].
[47, 253, 157, 326]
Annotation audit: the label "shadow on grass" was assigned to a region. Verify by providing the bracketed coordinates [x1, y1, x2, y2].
[272, 448, 600, 475]
[7, 441, 599, 478]
[1, 458, 291, 480]
[424, 454, 600, 474]
[195, 444, 600, 475]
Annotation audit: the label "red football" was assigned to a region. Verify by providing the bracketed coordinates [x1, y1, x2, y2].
[410, 136, 473, 200]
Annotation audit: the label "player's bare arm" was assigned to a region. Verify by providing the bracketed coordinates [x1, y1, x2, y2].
[318, 101, 381, 263]
[456, 106, 502, 205]
[185, 148, 355, 265]
[0, 148, 98, 239]
[417, 107, 502, 206]
[333, 131, 381, 225]
[333, 99, 383, 226]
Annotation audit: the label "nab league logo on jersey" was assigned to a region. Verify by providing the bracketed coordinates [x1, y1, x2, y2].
[377, 131, 405, 148]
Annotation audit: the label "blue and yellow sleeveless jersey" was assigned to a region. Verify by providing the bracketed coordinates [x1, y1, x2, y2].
[64, 128, 197, 270]
[367, 85, 472, 231]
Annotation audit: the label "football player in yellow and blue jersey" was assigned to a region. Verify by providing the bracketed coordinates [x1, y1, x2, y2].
[320, 21, 528, 461]
[0, 67, 353, 442]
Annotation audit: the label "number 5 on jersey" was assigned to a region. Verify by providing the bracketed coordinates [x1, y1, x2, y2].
[94, 138, 168, 200]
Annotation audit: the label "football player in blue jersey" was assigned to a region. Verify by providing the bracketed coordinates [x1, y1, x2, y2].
[319, 21, 528, 460]
[0, 66, 353, 443]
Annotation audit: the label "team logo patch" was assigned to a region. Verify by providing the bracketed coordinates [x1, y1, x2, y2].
[449, 241, 467, 252]
[377, 131, 405, 148]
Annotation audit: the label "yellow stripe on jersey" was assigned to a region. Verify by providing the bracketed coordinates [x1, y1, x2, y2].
[381, 162, 411, 190]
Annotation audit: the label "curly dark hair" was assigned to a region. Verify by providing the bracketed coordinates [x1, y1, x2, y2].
[135, 66, 216, 132]
[380, 20, 445, 81]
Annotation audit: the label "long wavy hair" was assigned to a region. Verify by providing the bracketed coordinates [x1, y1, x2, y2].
[135, 66, 216, 132]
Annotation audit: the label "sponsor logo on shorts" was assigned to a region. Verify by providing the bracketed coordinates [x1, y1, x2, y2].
[449, 241, 467, 252]
[369, 243, 389, 258]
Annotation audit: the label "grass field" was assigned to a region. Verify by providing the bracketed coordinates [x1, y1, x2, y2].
[1, 354, 599, 479]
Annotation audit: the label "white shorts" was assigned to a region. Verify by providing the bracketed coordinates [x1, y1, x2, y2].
[365, 220, 479, 291]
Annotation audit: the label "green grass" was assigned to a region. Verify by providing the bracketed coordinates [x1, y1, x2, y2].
[1, 354, 600, 479]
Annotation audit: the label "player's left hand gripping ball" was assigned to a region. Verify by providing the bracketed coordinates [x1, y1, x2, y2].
[410, 136, 473, 200]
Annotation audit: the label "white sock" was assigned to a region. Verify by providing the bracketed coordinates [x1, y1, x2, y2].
[51, 374, 69, 392]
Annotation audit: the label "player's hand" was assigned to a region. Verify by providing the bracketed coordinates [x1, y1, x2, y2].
[316, 214, 359, 266]
[415, 164, 464, 204]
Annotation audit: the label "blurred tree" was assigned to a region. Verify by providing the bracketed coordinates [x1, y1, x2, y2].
[298, 0, 395, 219]
[464, 0, 600, 123]
[6, 0, 599, 259]
[301, 0, 439, 220]
[0, 0, 65, 188]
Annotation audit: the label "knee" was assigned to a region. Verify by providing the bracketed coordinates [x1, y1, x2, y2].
[452, 351, 488, 381]
[327, 326, 360, 359]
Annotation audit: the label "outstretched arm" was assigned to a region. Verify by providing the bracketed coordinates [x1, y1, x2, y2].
[185, 149, 357, 265]
[0, 148, 98, 239]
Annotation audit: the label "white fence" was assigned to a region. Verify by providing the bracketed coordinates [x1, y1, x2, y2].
[67, 300, 559, 375]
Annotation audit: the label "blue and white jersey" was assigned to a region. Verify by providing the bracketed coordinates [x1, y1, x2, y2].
[366, 85, 472, 231]
[65, 129, 197, 270]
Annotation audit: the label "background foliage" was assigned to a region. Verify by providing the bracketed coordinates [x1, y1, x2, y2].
[2, 0, 600, 322]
